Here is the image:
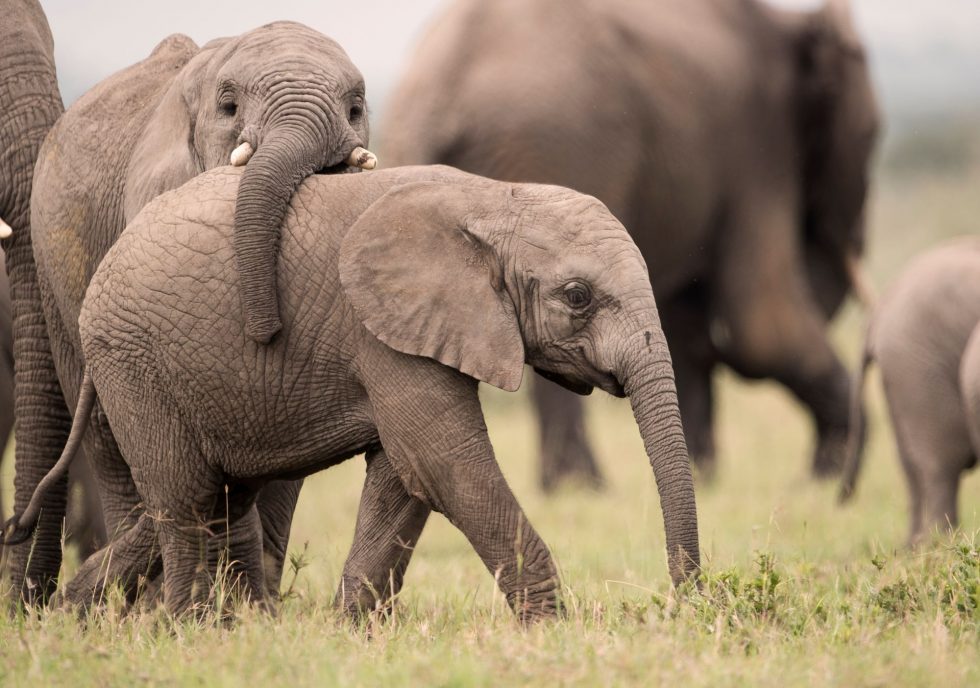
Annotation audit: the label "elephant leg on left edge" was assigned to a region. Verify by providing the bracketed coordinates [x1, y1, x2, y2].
[335, 446, 431, 618]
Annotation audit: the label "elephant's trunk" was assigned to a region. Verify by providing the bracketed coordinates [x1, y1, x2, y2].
[234, 111, 363, 343]
[620, 330, 701, 586]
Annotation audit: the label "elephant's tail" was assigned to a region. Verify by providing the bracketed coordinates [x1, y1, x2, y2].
[0, 370, 96, 547]
[839, 323, 875, 503]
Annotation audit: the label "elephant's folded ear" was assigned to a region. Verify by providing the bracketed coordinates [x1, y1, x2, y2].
[340, 181, 525, 392]
[122, 48, 212, 222]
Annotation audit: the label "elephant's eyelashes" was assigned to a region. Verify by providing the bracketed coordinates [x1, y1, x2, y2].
[563, 281, 592, 309]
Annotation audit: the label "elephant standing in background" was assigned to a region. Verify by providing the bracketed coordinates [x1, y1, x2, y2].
[10, 21, 376, 604]
[383, 0, 879, 487]
[13, 164, 699, 617]
[841, 238, 980, 544]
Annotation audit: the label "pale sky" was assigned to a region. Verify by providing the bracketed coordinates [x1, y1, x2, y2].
[42, 0, 980, 125]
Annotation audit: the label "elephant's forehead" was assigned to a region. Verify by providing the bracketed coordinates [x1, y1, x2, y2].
[516, 199, 629, 246]
[219, 25, 355, 76]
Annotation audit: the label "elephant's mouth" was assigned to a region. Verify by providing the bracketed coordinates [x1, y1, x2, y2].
[595, 371, 626, 398]
[532, 366, 625, 398]
[315, 161, 361, 175]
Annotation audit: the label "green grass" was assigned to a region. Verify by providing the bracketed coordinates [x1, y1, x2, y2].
[1, 159, 980, 686]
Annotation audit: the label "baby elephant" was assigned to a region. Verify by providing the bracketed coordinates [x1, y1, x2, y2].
[9, 165, 699, 618]
[842, 238, 980, 544]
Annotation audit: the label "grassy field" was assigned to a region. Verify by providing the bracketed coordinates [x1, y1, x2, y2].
[1, 153, 979, 686]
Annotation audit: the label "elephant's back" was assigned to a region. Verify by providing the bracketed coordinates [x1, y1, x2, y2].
[875, 237, 980, 376]
[32, 34, 199, 338]
[959, 323, 980, 455]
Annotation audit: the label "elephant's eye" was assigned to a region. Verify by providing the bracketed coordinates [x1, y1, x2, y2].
[563, 281, 592, 309]
[349, 104, 364, 122]
[219, 100, 238, 117]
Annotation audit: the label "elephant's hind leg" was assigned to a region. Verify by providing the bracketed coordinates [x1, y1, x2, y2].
[207, 497, 268, 610]
[253, 478, 304, 600]
[918, 466, 963, 543]
[59, 511, 160, 610]
[107, 394, 224, 616]
[336, 446, 431, 619]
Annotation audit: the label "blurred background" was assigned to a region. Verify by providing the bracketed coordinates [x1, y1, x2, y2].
[43, 0, 980, 135]
[38, 0, 980, 280]
[13, 0, 980, 602]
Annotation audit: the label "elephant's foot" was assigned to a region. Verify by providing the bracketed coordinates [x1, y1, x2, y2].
[507, 580, 563, 625]
[336, 574, 397, 622]
[811, 427, 849, 478]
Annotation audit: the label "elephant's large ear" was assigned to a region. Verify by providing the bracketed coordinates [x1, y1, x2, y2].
[340, 181, 525, 392]
[122, 47, 216, 221]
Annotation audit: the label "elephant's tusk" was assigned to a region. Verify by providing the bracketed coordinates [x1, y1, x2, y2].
[346, 146, 377, 170]
[0, 217, 11, 239]
[230, 141, 255, 167]
[845, 253, 876, 309]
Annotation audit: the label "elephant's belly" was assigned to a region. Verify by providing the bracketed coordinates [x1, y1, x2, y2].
[204, 397, 380, 484]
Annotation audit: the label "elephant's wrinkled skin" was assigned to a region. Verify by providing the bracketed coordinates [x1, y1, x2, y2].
[61, 164, 699, 617]
[842, 238, 980, 544]
[0, 0, 72, 602]
[17, 21, 372, 603]
[384, 0, 880, 486]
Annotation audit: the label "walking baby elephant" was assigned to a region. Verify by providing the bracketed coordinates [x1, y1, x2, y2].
[8, 165, 700, 618]
[841, 238, 980, 544]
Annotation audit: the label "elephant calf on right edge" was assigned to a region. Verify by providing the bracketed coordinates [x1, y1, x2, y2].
[841, 238, 980, 544]
[9, 164, 700, 618]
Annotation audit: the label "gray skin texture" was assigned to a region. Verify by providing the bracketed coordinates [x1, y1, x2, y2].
[16, 21, 370, 604]
[842, 238, 980, 545]
[382, 0, 880, 487]
[64, 164, 700, 618]
[0, 0, 72, 602]
[0, 249, 106, 556]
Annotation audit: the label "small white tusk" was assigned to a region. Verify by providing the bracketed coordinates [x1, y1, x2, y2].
[346, 146, 377, 170]
[0, 217, 11, 239]
[230, 141, 254, 167]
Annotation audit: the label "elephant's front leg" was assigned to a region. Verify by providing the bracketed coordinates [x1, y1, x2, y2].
[335, 446, 431, 618]
[360, 348, 560, 622]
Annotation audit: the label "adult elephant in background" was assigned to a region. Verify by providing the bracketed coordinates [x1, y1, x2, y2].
[383, 0, 880, 488]
[11, 20, 376, 603]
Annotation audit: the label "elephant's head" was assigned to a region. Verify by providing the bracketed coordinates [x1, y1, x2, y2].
[124, 21, 374, 343]
[793, 0, 880, 314]
[340, 179, 700, 585]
